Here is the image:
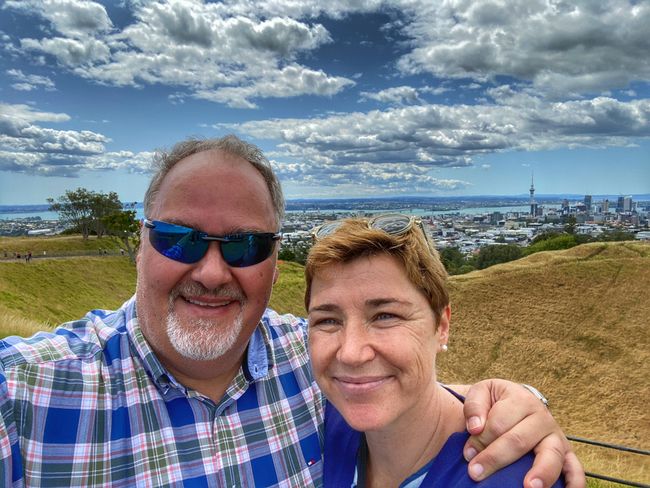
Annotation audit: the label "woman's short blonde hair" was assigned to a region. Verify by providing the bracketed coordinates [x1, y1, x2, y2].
[304, 218, 449, 323]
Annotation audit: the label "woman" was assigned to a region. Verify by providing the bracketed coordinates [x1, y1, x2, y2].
[305, 215, 565, 488]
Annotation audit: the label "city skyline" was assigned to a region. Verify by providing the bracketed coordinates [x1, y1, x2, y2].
[1, 0, 649, 206]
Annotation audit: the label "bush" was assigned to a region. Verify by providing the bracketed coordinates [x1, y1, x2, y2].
[525, 234, 578, 255]
[476, 244, 523, 269]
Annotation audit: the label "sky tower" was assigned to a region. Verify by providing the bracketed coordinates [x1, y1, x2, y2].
[529, 172, 537, 216]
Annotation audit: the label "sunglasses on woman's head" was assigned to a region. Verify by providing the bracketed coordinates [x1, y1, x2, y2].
[144, 219, 281, 267]
[312, 213, 422, 239]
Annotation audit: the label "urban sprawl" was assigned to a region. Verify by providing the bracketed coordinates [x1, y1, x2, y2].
[2, 193, 649, 257]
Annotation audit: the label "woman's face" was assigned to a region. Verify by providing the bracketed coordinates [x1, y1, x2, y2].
[308, 253, 450, 433]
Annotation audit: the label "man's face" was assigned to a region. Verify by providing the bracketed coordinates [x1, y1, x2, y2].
[136, 149, 279, 375]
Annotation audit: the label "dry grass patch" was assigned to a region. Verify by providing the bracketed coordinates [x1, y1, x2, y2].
[439, 241, 650, 484]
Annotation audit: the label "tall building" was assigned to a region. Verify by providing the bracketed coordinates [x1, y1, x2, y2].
[584, 195, 592, 212]
[623, 196, 633, 212]
[617, 196, 625, 213]
[529, 173, 537, 216]
[602, 199, 609, 213]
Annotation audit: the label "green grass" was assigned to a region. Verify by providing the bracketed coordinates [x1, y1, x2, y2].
[0, 234, 124, 258]
[0, 245, 306, 337]
[0, 256, 137, 332]
[269, 260, 307, 317]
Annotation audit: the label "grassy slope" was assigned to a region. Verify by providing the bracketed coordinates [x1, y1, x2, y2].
[0, 257, 136, 328]
[438, 241, 650, 484]
[1, 234, 124, 257]
[1, 237, 648, 484]
[0, 257, 304, 332]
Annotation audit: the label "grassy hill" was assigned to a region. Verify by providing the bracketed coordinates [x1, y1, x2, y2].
[1, 237, 648, 485]
[439, 241, 650, 485]
[1, 234, 124, 257]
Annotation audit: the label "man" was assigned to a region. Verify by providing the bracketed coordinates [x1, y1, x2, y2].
[0, 136, 583, 487]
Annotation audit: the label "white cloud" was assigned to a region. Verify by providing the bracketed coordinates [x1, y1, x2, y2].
[194, 65, 354, 108]
[3, 0, 353, 107]
[0, 148, 154, 177]
[230, 92, 649, 189]
[396, 0, 650, 95]
[0, 102, 108, 175]
[1, 0, 648, 194]
[0, 102, 157, 176]
[271, 158, 470, 194]
[20, 36, 111, 66]
[3, 0, 113, 37]
[7, 69, 56, 91]
[360, 86, 422, 105]
[0, 103, 70, 136]
[7, 0, 647, 107]
[83, 150, 155, 173]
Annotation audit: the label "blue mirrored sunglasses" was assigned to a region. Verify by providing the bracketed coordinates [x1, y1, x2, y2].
[144, 219, 281, 267]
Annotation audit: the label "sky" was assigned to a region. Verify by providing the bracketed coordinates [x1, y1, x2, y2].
[0, 0, 649, 206]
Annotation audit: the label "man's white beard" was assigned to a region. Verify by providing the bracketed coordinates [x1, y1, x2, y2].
[166, 310, 245, 361]
[165, 282, 247, 361]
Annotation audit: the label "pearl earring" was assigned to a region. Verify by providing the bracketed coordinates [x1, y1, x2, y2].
[441, 344, 448, 352]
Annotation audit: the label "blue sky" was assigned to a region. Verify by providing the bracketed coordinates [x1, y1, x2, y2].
[1, 0, 649, 205]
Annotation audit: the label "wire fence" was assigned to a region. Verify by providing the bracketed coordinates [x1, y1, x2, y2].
[567, 435, 650, 488]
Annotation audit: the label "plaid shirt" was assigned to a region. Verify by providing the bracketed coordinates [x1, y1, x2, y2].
[0, 297, 324, 487]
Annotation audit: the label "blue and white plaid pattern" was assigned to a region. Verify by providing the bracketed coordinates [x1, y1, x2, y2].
[0, 297, 324, 487]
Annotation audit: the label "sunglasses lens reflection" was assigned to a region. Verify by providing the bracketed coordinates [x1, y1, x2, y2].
[370, 215, 412, 234]
[148, 222, 208, 264]
[313, 221, 344, 239]
[221, 234, 276, 268]
[147, 221, 277, 267]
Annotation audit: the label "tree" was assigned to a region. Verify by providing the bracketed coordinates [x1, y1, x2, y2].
[48, 188, 122, 239]
[440, 247, 471, 275]
[90, 191, 123, 238]
[564, 215, 577, 235]
[102, 209, 140, 264]
[525, 234, 578, 255]
[599, 229, 635, 242]
[476, 244, 523, 270]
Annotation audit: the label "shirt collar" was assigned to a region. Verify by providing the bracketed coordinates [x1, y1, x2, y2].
[243, 320, 274, 381]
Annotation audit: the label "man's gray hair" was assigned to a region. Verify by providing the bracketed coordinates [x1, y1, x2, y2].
[144, 135, 285, 227]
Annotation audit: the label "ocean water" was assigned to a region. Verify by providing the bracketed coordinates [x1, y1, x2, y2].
[0, 204, 549, 221]
[0, 206, 146, 221]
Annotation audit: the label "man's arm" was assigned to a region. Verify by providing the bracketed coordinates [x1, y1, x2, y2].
[449, 379, 585, 488]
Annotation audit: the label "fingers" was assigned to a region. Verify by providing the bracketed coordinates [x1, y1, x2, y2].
[522, 433, 566, 488]
[462, 379, 579, 487]
[561, 451, 586, 488]
[465, 385, 547, 453]
[463, 379, 508, 435]
[465, 409, 554, 481]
